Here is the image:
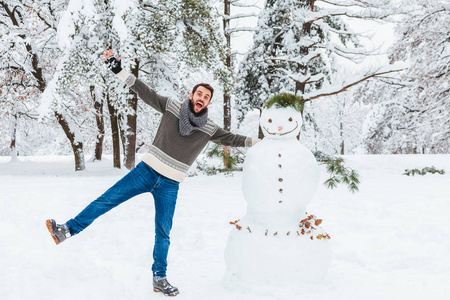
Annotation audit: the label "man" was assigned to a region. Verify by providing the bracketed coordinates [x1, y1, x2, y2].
[46, 49, 259, 297]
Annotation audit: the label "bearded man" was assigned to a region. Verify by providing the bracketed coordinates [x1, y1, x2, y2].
[46, 49, 259, 297]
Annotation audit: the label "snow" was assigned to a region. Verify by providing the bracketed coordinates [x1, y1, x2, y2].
[57, 0, 97, 50]
[1, 154, 449, 299]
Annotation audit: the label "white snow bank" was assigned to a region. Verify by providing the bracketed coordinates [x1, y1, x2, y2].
[0, 154, 449, 299]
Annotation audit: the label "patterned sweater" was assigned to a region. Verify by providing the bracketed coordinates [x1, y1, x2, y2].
[117, 70, 256, 182]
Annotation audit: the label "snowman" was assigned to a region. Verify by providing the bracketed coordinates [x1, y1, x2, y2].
[224, 94, 331, 286]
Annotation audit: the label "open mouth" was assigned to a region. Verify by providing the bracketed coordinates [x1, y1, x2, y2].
[263, 121, 299, 136]
[195, 102, 203, 110]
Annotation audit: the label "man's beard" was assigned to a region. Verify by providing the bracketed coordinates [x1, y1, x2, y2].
[189, 99, 206, 115]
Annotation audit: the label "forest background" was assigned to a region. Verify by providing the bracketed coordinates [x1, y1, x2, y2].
[1, 0, 448, 172]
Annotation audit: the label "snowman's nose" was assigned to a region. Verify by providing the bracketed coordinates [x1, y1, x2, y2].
[278, 126, 283, 131]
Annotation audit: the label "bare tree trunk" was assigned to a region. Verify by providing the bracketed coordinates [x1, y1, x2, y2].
[53, 110, 85, 171]
[10, 111, 18, 160]
[339, 99, 345, 155]
[107, 92, 121, 168]
[340, 121, 345, 155]
[258, 108, 264, 139]
[222, 0, 232, 166]
[119, 115, 126, 161]
[91, 86, 105, 161]
[124, 97, 137, 169]
[223, 0, 232, 133]
[55, 112, 85, 171]
[122, 59, 139, 170]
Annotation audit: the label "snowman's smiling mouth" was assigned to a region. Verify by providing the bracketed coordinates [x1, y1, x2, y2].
[263, 121, 299, 136]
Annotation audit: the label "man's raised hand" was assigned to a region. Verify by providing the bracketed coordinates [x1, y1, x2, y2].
[103, 49, 123, 74]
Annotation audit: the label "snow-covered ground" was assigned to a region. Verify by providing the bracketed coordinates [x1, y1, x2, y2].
[1, 154, 449, 300]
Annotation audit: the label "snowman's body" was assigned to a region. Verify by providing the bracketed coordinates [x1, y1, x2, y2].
[242, 138, 319, 230]
[224, 106, 331, 285]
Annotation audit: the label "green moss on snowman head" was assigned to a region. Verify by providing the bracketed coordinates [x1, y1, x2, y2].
[260, 93, 303, 139]
[263, 93, 304, 112]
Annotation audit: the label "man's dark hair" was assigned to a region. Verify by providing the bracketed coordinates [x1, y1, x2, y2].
[192, 83, 214, 101]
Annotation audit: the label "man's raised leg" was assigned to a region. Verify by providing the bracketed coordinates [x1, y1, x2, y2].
[47, 162, 156, 243]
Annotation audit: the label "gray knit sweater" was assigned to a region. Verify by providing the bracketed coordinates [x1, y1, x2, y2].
[117, 70, 256, 182]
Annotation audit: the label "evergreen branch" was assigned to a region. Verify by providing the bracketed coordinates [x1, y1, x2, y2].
[314, 151, 360, 193]
[403, 166, 445, 176]
[205, 144, 245, 172]
[263, 53, 321, 66]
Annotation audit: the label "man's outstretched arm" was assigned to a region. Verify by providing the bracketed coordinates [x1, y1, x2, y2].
[103, 49, 168, 113]
[211, 127, 260, 148]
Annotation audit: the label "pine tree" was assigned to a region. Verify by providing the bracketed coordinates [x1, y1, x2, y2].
[173, 0, 231, 91]
[236, 0, 403, 138]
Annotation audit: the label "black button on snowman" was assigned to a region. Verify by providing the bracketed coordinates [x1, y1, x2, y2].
[225, 94, 331, 286]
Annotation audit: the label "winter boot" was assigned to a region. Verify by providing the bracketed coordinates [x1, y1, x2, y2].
[153, 277, 179, 296]
[46, 219, 70, 245]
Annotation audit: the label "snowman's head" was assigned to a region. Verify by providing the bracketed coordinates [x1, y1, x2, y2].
[260, 94, 303, 139]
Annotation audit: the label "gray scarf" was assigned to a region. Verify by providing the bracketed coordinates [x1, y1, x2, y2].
[179, 99, 208, 136]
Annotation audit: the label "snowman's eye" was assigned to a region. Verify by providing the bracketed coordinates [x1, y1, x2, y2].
[288, 117, 293, 122]
[268, 119, 272, 123]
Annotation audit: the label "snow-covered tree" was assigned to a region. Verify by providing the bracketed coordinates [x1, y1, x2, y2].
[49, 0, 230, 170]
[217, 0, 260, 166]
[359, 0, 449, 154]
[174, 0, 232, 93]
[0, 0, 91, 170]
[236, 0, 404, 138]
[219, 0, 260, 129]
[50, 0, 171, 169]
[53, 0, 107, 164]
[0, 1, 40, 159]
[301, 94, 369, 154]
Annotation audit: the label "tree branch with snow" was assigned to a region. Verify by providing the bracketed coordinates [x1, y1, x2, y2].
[304, 65, 405, 102]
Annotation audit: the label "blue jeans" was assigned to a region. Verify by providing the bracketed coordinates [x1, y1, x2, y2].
[66, 162, 180, 277]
